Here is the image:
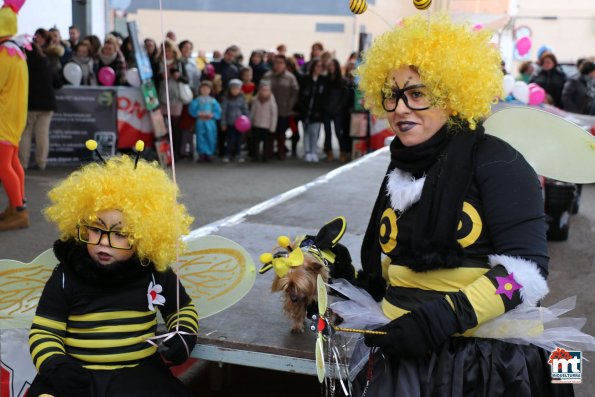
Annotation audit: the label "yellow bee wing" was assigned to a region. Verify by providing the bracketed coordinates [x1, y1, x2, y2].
[485, 106, 595, 183]
[175, 235, 256, 319]
[0, 249, 58, 329]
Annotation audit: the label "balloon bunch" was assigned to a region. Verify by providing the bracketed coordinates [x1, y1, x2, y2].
[503, 75, 545, 106]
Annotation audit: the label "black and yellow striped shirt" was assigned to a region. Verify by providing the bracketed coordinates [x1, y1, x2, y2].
[30, 245, 199, 371]
[376, 136, 548, 330]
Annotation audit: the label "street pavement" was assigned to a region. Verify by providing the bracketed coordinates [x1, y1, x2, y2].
[1, 150, 594, 396]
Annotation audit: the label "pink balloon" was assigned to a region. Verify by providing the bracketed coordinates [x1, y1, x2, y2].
[528, 84, 545, 106]
[516, 36, 532, 56]
[234, 115, 251, 133]
[98, 66, 116, 86]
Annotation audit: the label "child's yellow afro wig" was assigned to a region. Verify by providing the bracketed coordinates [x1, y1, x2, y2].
[358, 14, 504, 129]
[44, 155, 194, 271]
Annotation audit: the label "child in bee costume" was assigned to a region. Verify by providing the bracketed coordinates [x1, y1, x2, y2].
[27, 142, 199, 397]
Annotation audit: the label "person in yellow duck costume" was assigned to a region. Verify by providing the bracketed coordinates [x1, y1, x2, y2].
[0, 0, 29, 231]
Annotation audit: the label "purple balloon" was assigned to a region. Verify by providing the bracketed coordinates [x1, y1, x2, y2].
[234, 115, 251, 133]
[98, 66, 116, 86]
[516, 37, 532, 57]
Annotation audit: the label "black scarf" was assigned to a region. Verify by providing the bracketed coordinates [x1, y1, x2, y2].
[361, 123, 485, 275]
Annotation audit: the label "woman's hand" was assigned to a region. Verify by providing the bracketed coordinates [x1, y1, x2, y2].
[364, 298, 460, 358]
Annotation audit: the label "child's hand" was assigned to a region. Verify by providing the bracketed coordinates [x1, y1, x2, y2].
[160, 332, 198, 366]
[221, 124, 227, 131]
[40, 355, 92, 397]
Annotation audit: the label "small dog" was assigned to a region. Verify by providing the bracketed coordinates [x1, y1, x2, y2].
[259, 217, 355, 333]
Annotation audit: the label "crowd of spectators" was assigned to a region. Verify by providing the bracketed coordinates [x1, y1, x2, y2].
[20, 25, 595, 169]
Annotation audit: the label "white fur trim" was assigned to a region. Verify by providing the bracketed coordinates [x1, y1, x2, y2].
[386, 169, 425, 213]
[488, 254, 549, 308]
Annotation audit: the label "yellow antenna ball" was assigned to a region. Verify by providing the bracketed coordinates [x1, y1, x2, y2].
[85, 140, 98, 151]
[260, 252, 273, 264]
[135, 140, 145, 152]
[277, 235, 291, 248]
[349, 0, 367, 14]
[413, 0, 432, 10]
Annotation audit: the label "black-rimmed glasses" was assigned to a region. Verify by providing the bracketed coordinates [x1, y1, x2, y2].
[77, 225, 133, 250]
[381, 84, 431, 112]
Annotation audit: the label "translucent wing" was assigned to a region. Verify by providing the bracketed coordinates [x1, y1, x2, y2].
[315, 333, 326, 383]
[0, 249, 58, 329]
[484, 106, 595, 183]
[176, 235, 256, 319]
[317, 274, 328, 316]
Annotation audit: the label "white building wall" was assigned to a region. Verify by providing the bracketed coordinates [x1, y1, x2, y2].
[17, 0, 72, 36]
[17, 0, 107, 39]
[515, 0, 595, 63]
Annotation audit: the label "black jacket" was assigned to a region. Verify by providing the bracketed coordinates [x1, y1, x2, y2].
[26, 47, 61, 111]
[561, 75, 593, 114]
[299, 75, 327, 123]
[530, 68, 567, 108]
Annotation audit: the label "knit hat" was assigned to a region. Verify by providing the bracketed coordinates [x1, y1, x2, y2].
[228, 78, 242, 88]
[0, 0, 24, 37]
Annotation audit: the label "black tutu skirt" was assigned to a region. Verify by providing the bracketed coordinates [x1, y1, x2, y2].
[351, 337, 574, 397]
[27, 354, 197, 397]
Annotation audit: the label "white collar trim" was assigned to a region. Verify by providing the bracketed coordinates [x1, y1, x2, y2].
[386, 168, 425, 213]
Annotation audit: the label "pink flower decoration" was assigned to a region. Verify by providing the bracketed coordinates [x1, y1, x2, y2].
[147, 281, 165, 311]
[495, 273, 523, 300]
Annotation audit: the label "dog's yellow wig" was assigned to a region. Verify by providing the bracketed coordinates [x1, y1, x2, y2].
[358, 14, 503, 129]
[45, 156, 193, 271]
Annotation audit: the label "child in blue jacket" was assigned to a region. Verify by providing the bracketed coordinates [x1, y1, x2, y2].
[188, 81, 221, 162]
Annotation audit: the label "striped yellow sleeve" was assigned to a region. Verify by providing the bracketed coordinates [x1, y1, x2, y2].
[165, 302, 199, 333]
[29, 315, 67, 371]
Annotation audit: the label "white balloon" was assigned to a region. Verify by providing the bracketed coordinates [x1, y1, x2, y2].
[63, 62, 82, 86]
[512, 81, 529, 104]
[503, 75, 515, 97]
[125, 68, 141, 88]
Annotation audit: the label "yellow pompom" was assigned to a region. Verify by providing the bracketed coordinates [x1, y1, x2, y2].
[349, 0, 367, 14]
[135, 140, 145, 152]
[85, 140, 98, 151]
[260, 252, 273, 264]
[413, 0, 431, 10]
[277, 235, 291, 248]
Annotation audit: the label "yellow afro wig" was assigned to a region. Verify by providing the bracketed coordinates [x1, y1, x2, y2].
[358, 14, 503, 130]
[44, 155, 194, 271]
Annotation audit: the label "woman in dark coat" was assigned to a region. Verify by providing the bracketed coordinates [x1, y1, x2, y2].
[299, 58, 327, 162]
[530, 52, 567, 108]
[561, 61, 595, 114]
[19, 42, 62, 170]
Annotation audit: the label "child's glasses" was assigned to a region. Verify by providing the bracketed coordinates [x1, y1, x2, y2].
[77, 225, 133, 250]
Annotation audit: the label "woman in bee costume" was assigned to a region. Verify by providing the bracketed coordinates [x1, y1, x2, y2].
[352, 14, 573, 396]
